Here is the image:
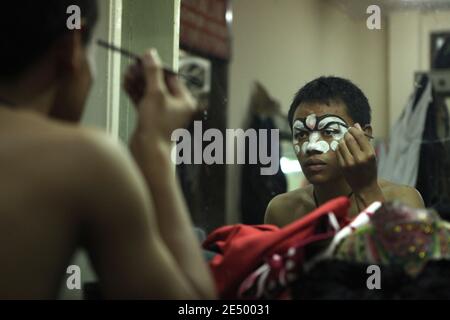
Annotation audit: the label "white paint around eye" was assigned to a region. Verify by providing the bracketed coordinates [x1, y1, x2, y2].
[330, 126, 348, 141]
[305, 114, 317, 130]
[292, 120, 305, 144]
[295, 115, 349, 156]
[317, 116, 347, 130]
[293, 120, 305, 130]
[317, 116, 349, 150]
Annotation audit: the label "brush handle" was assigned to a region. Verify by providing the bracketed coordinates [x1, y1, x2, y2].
[97, 39, 202, 86]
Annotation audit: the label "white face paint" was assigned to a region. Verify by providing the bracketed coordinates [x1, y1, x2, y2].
[305, 114, 317, 130]
[293, 120, 304, 155]
[318, 116, 348, 151]
[301, 131, 330, 154]
[330, 140, 339, 151]
[293, 114, 349, 155]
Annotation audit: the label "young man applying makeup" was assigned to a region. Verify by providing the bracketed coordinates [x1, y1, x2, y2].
[0, 1, 215, 299]
[265, 77, 425, 227]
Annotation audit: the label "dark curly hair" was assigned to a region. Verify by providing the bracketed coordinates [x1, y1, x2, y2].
[287, 76, 372, 129]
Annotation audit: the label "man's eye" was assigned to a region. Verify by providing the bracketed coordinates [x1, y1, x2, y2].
[294, 131, 308, 139]
[323, 129, 338, 136]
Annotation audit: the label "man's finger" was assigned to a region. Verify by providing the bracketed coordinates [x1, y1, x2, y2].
[336, 146, 346, 168]
[165, 72, 197, 106]
[344, 131, 364, 162]
[337, 139, 354, 165]
[123, 72, 144, 105]
[141, 49, 166, 93]
[165, 72, 185, 98]
[348, 125, 371, 154]
[165, 73, 198, 112]
[123, 82, 138, 104]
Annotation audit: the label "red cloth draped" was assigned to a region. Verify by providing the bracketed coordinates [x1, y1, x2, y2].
[203, 197, 351, 299]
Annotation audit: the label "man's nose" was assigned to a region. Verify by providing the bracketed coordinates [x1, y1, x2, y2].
[305, 147, 323, 156]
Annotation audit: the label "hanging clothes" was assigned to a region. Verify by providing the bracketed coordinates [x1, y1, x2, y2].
[378, 75, 433, 186]
[240, 82, 287, 225]
[240, 115, 287, 225]
[415, 93, 450, 219]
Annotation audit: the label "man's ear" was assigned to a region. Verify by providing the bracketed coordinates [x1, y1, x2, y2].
[53, 30, 85, 76]
[363, 124, 373, 137]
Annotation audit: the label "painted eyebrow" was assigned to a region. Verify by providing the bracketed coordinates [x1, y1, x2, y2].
[317, 115, 349, 129]
[294, 115, 349, 132]
[320, 121, 349, 130]
[317, 114, 347, 121]
[295, 115, 348, 124]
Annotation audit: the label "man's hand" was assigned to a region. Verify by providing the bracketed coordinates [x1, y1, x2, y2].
[124, 49, 197, 143]
[122, 49, 217, 299]
[336, 123, 385, 208]
[336, 123, 377, 192]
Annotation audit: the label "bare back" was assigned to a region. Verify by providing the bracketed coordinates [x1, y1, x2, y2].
[0, 109, 85, 298]
[0, 107, 216, 299]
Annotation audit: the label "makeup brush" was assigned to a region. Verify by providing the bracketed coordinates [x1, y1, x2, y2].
[97, 39, 202, 87]
[355, 124, 374, 140]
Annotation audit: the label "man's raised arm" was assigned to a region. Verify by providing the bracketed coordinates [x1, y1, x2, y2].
[125, 50, 216, 299]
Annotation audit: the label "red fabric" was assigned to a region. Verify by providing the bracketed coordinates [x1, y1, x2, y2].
[203, 197, 351, 299]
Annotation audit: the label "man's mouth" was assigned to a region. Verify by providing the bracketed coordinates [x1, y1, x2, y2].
[303, 158, 327, 172]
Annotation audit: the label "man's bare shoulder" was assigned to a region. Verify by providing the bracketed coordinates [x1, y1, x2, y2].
[270, 186, 313, 206]
[42, 124, 138, 198]
[0, 110, 134, 197]
[378, 179, 425, 208]
[0, 109, 120, 159]
[264, 185, 314, 227]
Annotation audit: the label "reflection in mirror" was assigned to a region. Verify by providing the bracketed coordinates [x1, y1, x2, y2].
[87, 0, 450, 301]
[174, 0, 450, 232]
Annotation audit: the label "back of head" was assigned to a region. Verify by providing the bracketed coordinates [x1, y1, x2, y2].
[0, 0, 98, 83]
